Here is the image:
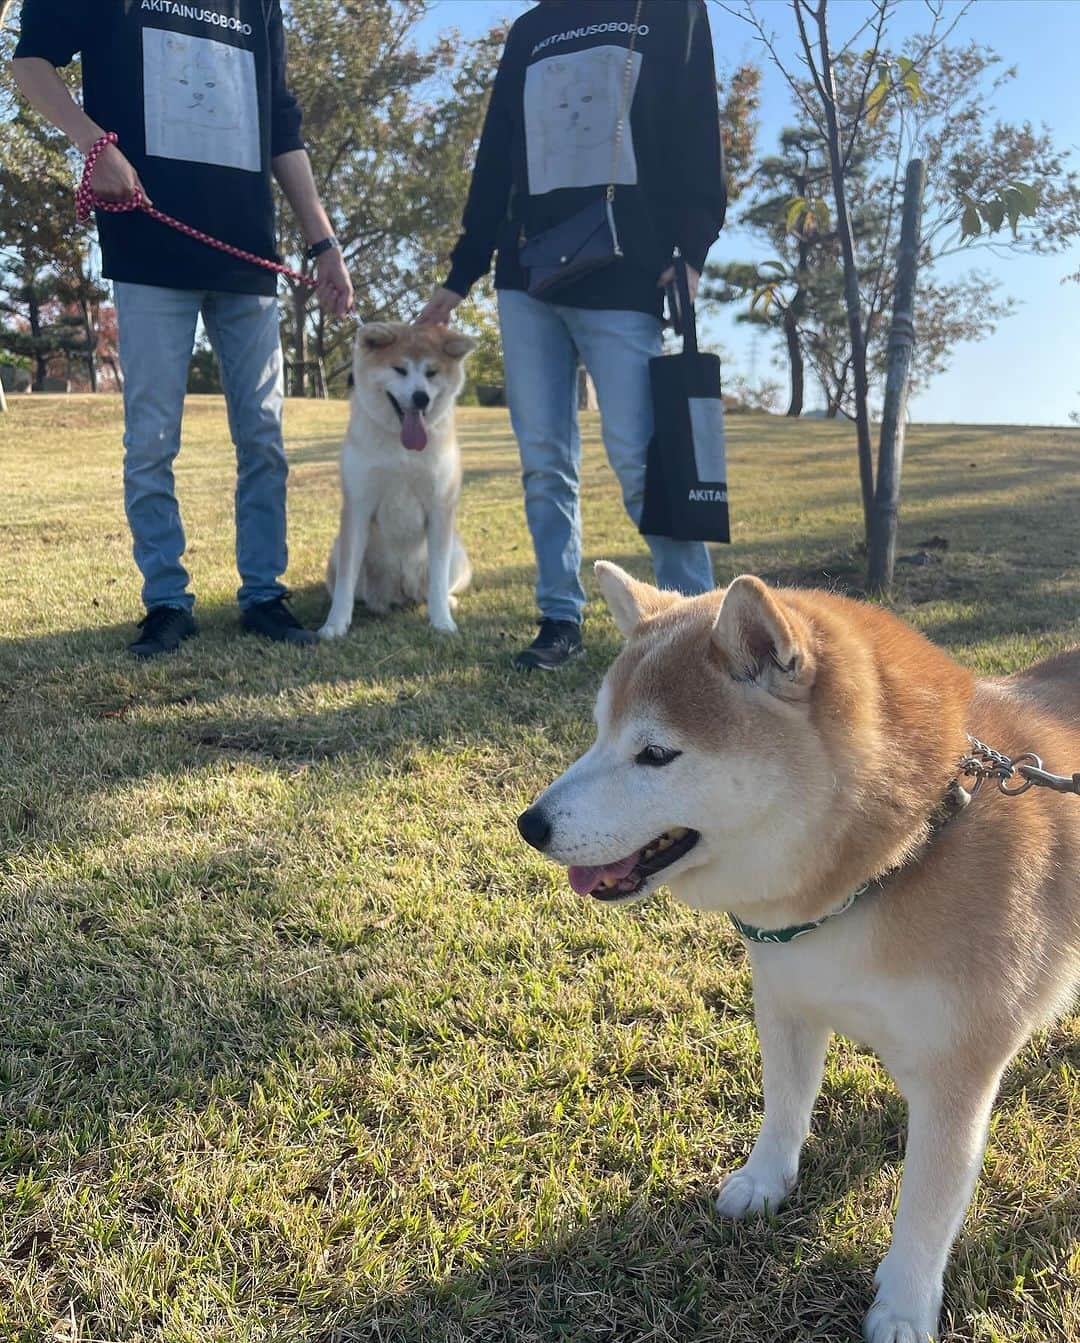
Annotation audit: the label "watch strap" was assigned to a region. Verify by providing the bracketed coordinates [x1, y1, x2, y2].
[307, 236, 338, 261]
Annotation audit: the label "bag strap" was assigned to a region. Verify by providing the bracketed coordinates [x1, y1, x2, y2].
[674, 256, 699, 356]
[607, 0, 645, 201]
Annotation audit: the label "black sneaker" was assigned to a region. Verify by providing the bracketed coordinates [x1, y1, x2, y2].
[128, 605, 198, 660]
[512, 618, 584, 672]
[241, 595, 316, 646]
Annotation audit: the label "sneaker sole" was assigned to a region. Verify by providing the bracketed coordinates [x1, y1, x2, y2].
[127, 628, 198, 659]
[240, 627, 317, 646]
[512, 646, 586, 672]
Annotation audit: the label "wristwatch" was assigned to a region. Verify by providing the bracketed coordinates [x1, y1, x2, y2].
[306, 235, 339, 261]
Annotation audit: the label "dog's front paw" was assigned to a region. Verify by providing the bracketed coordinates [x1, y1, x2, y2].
[714, 1161, 795, 1219]
[864, 1262, 939, 1343]
[429, 615, 459, 636]
[863, 1297, 936, 1343]
[317, 617, 350, 641]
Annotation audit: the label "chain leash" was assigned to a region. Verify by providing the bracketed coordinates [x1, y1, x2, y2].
[959, 734, 1080, 799]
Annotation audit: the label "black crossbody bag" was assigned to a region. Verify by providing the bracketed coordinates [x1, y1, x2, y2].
[518, 0, 643, 300]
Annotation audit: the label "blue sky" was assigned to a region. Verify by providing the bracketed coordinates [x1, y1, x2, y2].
[416, 0, 1080, 426]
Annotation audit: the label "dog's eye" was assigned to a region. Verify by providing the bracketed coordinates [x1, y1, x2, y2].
[634, 745, 681, 767]
[392, 366, 407, 376]
[425, 368, 439, 379]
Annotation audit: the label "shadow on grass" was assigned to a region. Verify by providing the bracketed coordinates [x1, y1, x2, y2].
[301, 1044, 1068, 1342]
[318, 1192, 878, 1343]
[0, 839, 344, 1152]
[307, 1082, 1063, 1343]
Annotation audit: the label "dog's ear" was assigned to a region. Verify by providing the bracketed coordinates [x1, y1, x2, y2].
[441, 331, 477, 360]
[712, 576, 815, 695]
[358, 323, 398, 352]
[595, 561, 679, 638]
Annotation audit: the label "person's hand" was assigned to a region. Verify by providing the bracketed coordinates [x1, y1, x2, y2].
[417, 286, 464, 326]
[89, 143, 150, 205]
[657, 262, 700, 304]
[315, 246, 354, 316]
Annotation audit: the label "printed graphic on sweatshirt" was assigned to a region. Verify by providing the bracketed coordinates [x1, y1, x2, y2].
[143, 27, 259, 172]
[524, 45, 642, 196]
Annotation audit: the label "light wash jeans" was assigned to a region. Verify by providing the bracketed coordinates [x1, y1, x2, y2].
[498, 288, 714, 625]
[115, 282, 288, 613]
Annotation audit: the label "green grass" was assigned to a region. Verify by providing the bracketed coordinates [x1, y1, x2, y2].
[1, 396, 1078, 1343]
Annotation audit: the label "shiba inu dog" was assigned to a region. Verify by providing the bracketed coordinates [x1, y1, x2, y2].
[519, 561, 1080, 1343]
[319, 322, 475, 639]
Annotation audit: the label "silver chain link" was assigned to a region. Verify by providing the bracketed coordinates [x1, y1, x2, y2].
[607, 0, 644, 203]
[959, 734, 1080, 798]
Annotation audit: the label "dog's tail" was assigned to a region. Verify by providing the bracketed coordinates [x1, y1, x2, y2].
[449, 534, 472, 595]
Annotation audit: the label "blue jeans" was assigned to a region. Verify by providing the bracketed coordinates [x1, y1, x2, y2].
[115, 282, 288, 613]
[498, 288, 714, 624]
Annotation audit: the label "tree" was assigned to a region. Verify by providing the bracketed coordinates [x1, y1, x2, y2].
[706, 126, 842, 416]
[275, 0, 503, 396]
[705, 117, 1016, 421]
[0, 31, 107, 391]
[715, 1, 1077, 554]
[718, 63, 763, 201]
[451, 283, 503, 402]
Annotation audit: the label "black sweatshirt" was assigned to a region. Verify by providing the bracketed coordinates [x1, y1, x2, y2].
[14, 0, 304, 296]
[445, 0, 726, 315]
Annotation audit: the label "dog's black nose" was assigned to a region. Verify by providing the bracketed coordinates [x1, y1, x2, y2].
[517, 805, 552, 851]
[412, 390, 430, 410]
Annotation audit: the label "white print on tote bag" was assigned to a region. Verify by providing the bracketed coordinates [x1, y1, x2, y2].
[688, 397, 727, 485]
[143, 27, 260, 173]
[524, 45, 642, 197]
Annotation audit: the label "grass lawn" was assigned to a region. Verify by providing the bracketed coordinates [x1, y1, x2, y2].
[1, 395, 1079, 1343]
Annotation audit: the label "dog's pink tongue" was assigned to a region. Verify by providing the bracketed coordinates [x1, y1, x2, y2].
[568, 851, 641, 896]
[400, 409, 428, 452]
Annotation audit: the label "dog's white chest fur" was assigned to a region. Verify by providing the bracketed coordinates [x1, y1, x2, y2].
[747, 907, 958, 1075]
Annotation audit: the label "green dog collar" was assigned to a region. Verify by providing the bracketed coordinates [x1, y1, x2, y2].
[729, 882, 870, 945]
[730, 775, 979, 946]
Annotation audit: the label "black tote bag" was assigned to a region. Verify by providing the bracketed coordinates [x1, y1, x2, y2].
[638, 259, 730, 544]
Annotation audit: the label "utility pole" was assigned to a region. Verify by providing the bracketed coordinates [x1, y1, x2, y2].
[868, 159, 926, 594]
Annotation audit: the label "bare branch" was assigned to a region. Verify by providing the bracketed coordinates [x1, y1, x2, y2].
[711, 1, 826, 134]
[840, 0, 893, 171]
[793, 0, 830, 111]
[905, 0, 974, 74]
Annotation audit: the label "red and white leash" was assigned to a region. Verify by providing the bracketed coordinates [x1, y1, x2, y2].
[76, 132, 317, 289]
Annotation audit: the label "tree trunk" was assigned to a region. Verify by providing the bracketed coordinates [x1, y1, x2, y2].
[783, 304, 804, 417]
[290, 284, 308, 397]
[79, 295, 98, 392]
[26, 281, 48, 392]
[867, 159, 926, 594]
[813, 0, 874, 537]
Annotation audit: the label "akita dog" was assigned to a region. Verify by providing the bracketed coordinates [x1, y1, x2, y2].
[319, 322, 475, 639]
[519, 561, 1080, 1343]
